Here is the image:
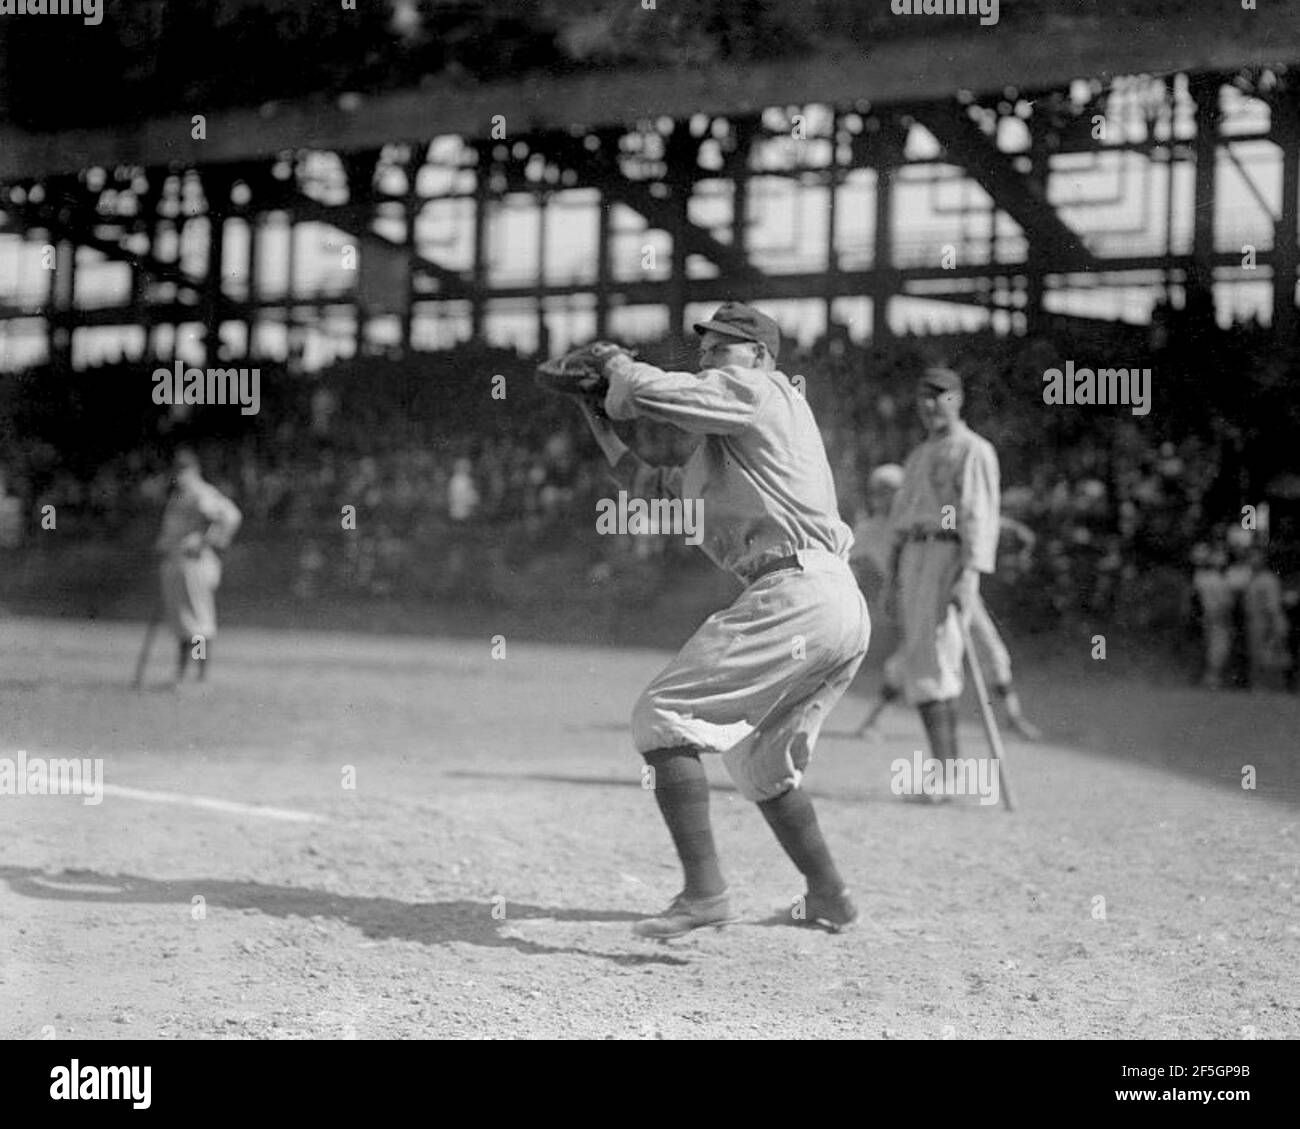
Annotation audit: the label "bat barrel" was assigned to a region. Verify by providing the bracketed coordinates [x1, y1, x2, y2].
[959, 615, 1015, 812]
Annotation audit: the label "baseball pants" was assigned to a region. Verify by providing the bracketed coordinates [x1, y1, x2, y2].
[160, 548, 222, 641]
[630, 549, 870, 802]
[897, 538, 965, 704]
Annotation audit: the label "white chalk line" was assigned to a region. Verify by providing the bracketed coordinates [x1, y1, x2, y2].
[100, 783, 326, 823]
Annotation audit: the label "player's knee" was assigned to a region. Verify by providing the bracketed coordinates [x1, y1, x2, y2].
[747, 774, 799, 803]
[753, 779, 799, 807]
[721, 746, 800, 803]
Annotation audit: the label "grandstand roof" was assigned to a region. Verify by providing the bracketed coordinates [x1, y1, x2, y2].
[1, 0, 1297, 179]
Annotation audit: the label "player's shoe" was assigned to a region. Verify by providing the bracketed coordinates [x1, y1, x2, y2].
[632, 890, 736, 939]
[797, 888, 859, 933]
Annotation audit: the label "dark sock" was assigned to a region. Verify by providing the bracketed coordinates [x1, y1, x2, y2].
[176, 639, 189, 680]
[643, 747, 726, 899]
[918, 699, 950, 761]
[757, 786, 845, 897]
[942, 697, 959, 757]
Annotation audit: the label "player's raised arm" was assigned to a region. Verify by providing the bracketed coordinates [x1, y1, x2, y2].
[603, 353, 772, 436]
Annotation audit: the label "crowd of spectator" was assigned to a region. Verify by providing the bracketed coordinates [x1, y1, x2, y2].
[2, 326, 1296, 675]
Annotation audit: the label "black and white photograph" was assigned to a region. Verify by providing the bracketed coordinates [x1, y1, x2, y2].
[0, 0, 1297, 1082]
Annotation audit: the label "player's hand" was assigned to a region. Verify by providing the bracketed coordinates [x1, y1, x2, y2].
[950, 567, 979, 613]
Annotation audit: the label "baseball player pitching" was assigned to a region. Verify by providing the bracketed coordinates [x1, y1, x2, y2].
[883, 368, 1001, 778]
[546, 302, 870, 937]
[154, 449, 242, 685]
[854, 462, 1040, 741]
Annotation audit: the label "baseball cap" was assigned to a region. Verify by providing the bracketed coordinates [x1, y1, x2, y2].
[919, 367, 962, 393]
[868, 463, 904, 491]
[693, 301, 781, 361]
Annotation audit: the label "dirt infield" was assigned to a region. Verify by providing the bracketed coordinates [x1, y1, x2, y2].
[1, 615, 1297, 1040]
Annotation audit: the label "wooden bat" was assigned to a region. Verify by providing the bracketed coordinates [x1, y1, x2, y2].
[131, 601, 163, 689]
[959, 615, 1015, 811]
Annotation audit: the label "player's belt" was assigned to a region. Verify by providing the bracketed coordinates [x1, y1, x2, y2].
[904, 528, 961, 543]
[742, 554, 803, 585]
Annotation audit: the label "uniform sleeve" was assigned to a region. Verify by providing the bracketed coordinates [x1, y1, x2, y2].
[609, 450, 685, 502]
[604, 356, 771, 435]
[960, 440, 1000, 573]
[198, 485, 243, 550]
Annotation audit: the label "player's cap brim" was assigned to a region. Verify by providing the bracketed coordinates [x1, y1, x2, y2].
[693, 319, 761, 343]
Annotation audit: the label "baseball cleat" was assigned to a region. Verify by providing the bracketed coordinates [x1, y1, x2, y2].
[632, 890, 737, 939]
[797, 888, 859, 933]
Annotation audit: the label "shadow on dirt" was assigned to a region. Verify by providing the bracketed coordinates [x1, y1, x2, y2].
[0, 867, 690, 967]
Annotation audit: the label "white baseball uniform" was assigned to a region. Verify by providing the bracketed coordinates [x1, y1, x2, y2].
[889, 421, 1000, 704]
[603, 356, 870, 801]
[156, 474, 242, 642]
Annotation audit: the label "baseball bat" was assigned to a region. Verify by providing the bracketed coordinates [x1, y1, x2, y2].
[131, 601, 163, 689]
[959, 615, 1015, 811]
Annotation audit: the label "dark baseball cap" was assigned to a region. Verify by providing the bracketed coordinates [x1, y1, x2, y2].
[919, 367, 962, 393]
[694, 301, 781, 361]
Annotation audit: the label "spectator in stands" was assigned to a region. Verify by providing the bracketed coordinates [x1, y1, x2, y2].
[0, 467, 24, 549]
[1243, 546, 1291, 690]
[1284, 585, 1300, 694]
[1192, 541, 1233, 689]
[448, 457, 480, 522]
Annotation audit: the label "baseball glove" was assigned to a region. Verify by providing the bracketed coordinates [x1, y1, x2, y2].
[534, 341, 632, 417]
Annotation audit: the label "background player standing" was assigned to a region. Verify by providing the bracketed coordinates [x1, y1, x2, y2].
[155, 449, 242, 685]
[884, 368, 1000, 773]
[571, 302, 871, 937]
[855, 462, 1040, 741]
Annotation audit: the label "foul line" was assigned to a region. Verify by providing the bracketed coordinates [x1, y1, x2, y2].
[100, 784, 326, 823]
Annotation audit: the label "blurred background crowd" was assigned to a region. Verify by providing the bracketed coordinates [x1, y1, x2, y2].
[1, 315, 1297, 684]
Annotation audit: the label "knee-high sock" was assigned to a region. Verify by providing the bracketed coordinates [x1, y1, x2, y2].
[918, 699, 954, 761]
[941, 696, 959, 757]
[757, 785, 845, 897]
[643, 747, 725, 899]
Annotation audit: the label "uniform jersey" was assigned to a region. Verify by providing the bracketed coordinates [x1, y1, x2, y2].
[156, 476, 243, 555]
[605, 358, 853, 583]
[889, 420, 1000, 573]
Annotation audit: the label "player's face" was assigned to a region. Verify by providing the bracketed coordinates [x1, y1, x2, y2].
[868, 484, 898, 516]
[698, 332, 761, 371]
[917, 386, 962, 433]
